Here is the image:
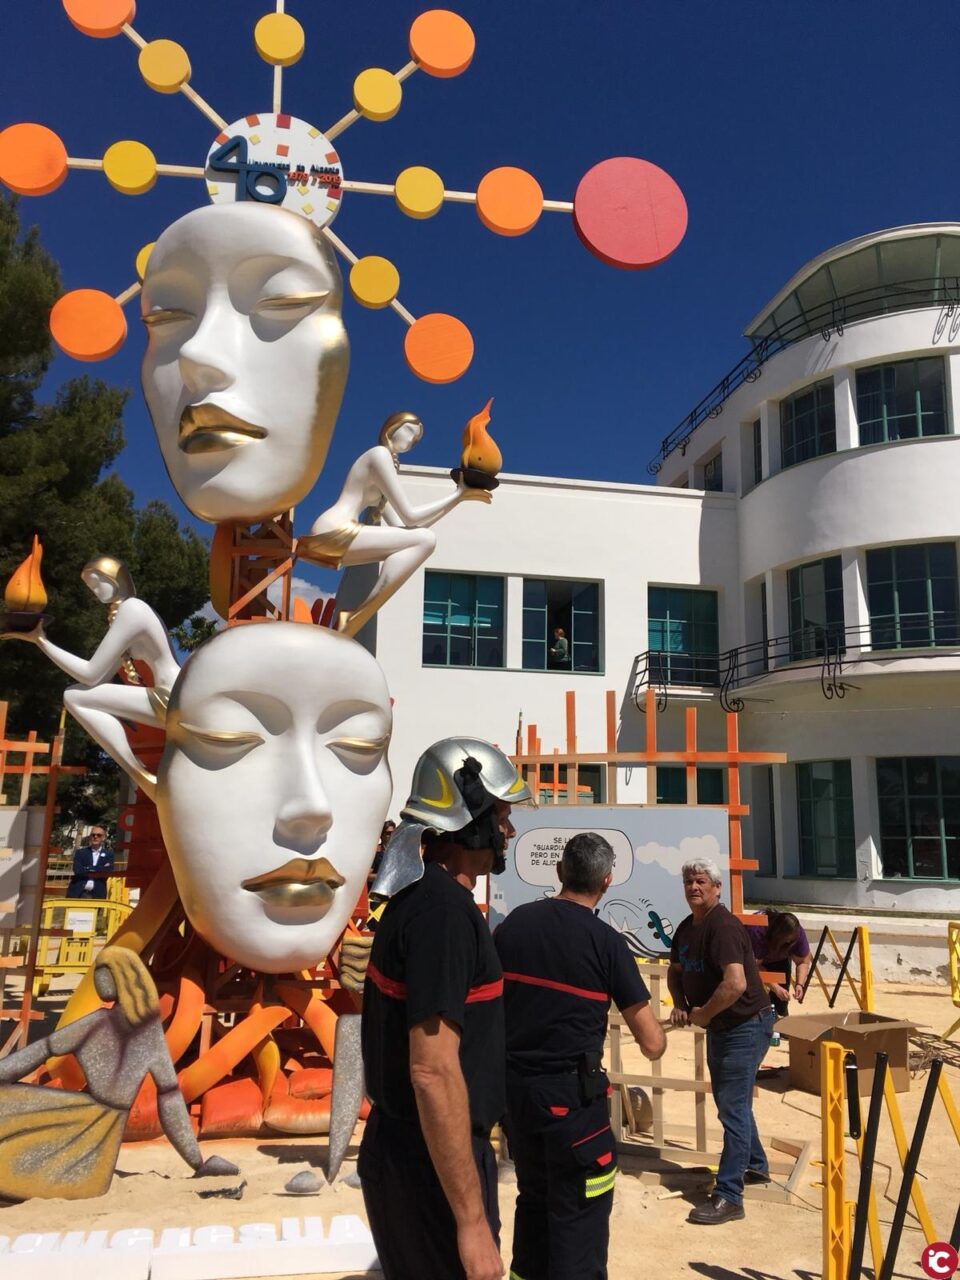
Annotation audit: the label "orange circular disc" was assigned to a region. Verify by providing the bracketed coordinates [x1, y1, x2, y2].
[409, 10, 475, 78]
[476, 167, 543, 236]
[404, 313, 474, 384]
[62, 0, 136, 37]
[0, 124, 68, 196]
[50, 290, 127, 361]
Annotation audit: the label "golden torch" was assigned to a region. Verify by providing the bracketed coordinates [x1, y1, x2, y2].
[450, 398, 502, 491]
[3, 534, 49, 630]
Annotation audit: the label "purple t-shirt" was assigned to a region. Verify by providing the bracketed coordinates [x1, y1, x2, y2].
[744, 921, 810, 965]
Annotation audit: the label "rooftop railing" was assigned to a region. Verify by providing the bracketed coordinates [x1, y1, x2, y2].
[647, 275, 960, 476]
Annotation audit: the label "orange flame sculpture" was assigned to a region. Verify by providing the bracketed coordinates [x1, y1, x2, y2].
[4, 534, 47, 613]
[455, 398, 501, 490]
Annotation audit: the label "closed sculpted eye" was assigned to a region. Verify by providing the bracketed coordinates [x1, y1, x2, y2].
[256, 291, 330, 315]
[142, 308, 196, 329]
[328, 733, 390, 762]
[176, 723, 264, 759]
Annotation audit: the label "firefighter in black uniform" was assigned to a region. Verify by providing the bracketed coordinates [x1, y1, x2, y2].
[360, 736, 532, 1280]
[494, 831, 667, 1280]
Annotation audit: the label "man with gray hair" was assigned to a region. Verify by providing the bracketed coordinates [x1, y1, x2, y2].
[668, 858, 773, 1225]
[494, 831, 666, 1279]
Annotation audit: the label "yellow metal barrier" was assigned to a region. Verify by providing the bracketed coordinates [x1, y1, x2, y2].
[945, 921, 960, 1040]
[807, 925, 874, 1013]
[819, 1041, 848, 1280]
[33, 891, 133, 995]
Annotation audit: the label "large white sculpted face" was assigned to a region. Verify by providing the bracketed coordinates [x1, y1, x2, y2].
[157, 624, 392, 973]
[141, 203, 349, 523]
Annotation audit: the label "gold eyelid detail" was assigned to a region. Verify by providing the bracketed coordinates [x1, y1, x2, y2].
[329, 735, 390, 754]
[258, 291, 330, 311]
[178, 723, 264, 747]
[142, 308, 195, 327]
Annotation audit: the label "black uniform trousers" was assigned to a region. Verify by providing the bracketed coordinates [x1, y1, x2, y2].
[358, 1105, 500, 1280]
[504, 1070, 618, 1280]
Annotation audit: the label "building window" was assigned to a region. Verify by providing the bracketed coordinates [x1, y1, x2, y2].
[866, 542, 959, 650]
[538, 763, 604, 804]
[788, 556, 845, 662]
[760, 580, 769, 672]
[876, 757, 960, 880]
[522, 579, 601, 672]
[797, 761, 855, 877]
[752, 419, 762, 487]
[856, 357, 947, 446]
[780, 379, 836, 469]
[648, 587, 720, 686]
[702, 452, 723, 492]
[753, 765, 777, 876]
[422, 572, 504, 668]
[656, 767, 726, 804]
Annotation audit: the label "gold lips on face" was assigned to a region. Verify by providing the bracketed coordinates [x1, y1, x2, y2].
[178, 404, 268, 455]
[241, 857, 346, 910]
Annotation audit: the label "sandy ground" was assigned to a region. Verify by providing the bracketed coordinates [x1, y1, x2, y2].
[1, 981, 957, 1279]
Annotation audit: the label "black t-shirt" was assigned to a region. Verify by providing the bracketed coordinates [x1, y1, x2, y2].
[493, 897, 650, 1076]
[670, 904, 768, 1031]
[361, 861, 505, 1133]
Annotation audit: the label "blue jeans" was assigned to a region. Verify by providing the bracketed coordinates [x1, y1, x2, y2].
[706, 1009, 775, 1205]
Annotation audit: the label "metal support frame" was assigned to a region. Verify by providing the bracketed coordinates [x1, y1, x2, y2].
[820, 1041, 849, 1280]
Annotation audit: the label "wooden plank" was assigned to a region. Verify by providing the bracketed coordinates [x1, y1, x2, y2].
[608, 1071, 713, 1093]
[694, 1027, 707, 1152]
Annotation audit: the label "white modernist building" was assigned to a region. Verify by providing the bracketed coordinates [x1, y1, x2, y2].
[365, 223, 960, 929]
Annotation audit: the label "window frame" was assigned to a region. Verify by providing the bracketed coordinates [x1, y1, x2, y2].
[787, 556, 846, 662]
[521, 577, 602, 674]
[855, 356, 947, 446]
[422, 570, 505, 669]
[876, 756, 960, 881]
[796, 760, 855, 877]
[647, 586, 720, 687]
[866, 541, 960, 651]
[779, 378, 836, 470]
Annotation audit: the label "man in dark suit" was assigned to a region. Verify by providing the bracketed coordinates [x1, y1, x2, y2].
[66, 826, 114, 899]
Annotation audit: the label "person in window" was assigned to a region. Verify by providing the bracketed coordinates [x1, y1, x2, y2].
[548, 627, 569, 666]
[66, 825, 115, 900]
[743, 910, 812, 1015]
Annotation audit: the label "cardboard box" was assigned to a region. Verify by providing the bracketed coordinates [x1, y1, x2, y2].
[776, 1010, 917, 1095]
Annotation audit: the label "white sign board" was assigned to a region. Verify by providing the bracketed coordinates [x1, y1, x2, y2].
[491, 806, 730, 958]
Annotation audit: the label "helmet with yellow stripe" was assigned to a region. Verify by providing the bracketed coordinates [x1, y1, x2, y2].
[371, 737, 532, 898]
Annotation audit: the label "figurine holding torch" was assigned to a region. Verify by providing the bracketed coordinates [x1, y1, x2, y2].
[298, 401, 501, 637]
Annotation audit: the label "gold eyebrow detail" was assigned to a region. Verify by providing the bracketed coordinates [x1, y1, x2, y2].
[142, 308, 195, 328]
[257, 291, 330, 311]
[329, 734, 390, 754]
[178, 723, 264, 747]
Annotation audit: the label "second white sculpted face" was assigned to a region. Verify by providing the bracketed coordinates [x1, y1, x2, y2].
[141, 203, 349, 524]
[157, 624, 392, 973]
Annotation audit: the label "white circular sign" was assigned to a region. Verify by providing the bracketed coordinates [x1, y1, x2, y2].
[204, 113, 344, 229]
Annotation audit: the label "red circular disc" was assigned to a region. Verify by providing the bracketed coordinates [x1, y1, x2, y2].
[573, 157, 687, 270]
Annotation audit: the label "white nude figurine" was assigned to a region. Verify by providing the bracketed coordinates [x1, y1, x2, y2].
[2, 556, 179, 799]
[297, 411, 491, 637]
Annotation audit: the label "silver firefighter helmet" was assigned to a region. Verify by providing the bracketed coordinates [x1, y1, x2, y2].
[370, 737, 532, 899]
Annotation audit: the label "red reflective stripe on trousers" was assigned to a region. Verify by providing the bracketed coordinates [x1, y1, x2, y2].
[502, 971, 608, 1002]
[571, 1125, 610, 1148]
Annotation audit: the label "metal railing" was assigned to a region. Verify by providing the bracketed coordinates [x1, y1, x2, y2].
[647, 275, 960, 476]
[634, 616, 960, 712]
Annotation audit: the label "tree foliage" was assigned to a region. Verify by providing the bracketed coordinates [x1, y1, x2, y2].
[0, 195, 211, 762]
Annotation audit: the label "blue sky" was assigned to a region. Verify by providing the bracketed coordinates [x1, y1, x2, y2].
[5, 0, 960, 541]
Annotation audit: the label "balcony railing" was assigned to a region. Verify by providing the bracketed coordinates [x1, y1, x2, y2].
[634, 615, 960, 712]
[646, 274, 960, 476]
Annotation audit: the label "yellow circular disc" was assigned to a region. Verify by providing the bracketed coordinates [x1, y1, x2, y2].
[135, 241, 155, 282]
[353, 68, 402, 122]
[254, 12, 305, 67]
[349, 256, 400, 309]
[395, 166, 444, 219]
[103, 140, 157, 195]
[138, 39, 191, 93]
